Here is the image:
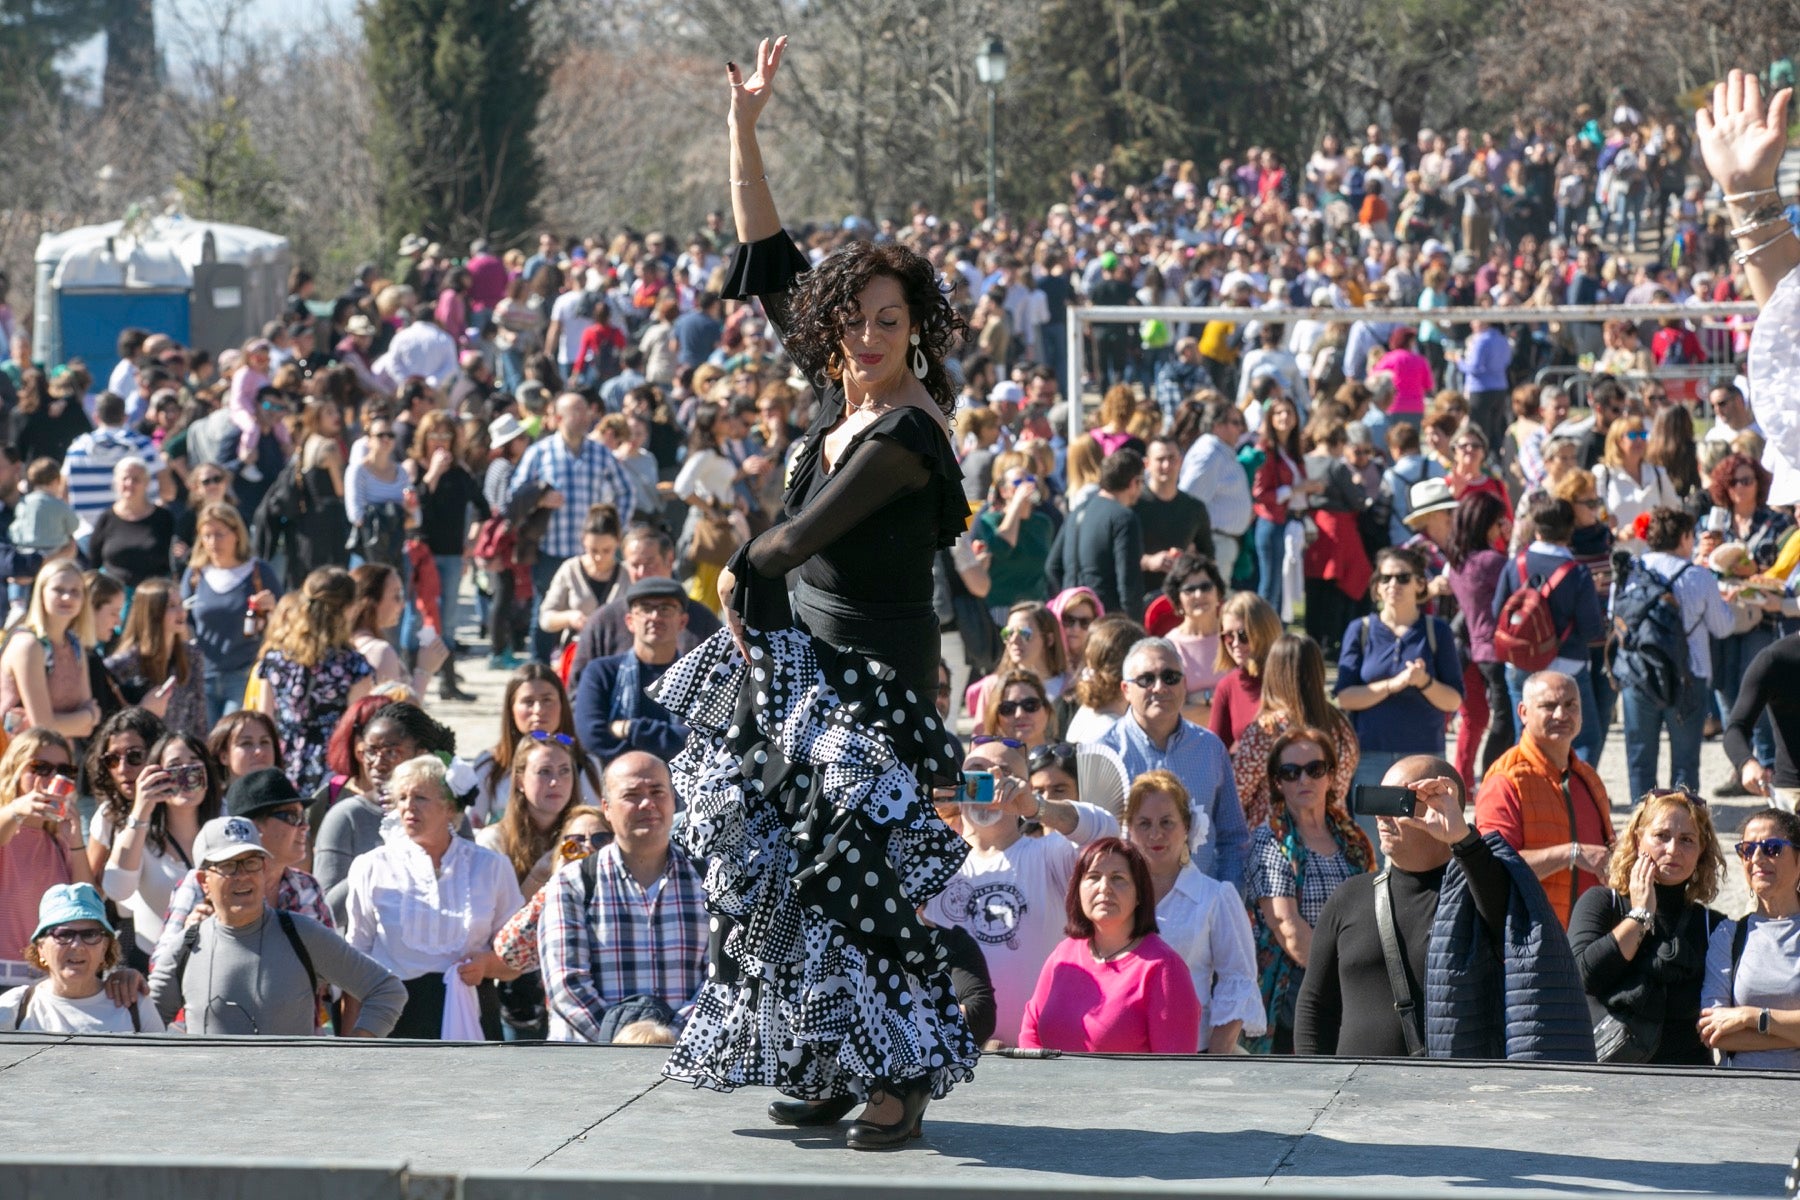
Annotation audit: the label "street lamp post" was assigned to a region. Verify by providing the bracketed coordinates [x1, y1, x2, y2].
[974, 35, 1007, 218]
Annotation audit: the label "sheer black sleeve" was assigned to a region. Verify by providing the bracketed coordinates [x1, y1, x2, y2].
[719, 231, 812, 347]
[727, 433, 931, 633]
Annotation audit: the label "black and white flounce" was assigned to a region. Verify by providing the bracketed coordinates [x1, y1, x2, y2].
[650, 623, 978, 1101]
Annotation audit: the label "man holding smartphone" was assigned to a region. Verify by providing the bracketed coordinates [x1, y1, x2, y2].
[1296, 756, 1591, 1060]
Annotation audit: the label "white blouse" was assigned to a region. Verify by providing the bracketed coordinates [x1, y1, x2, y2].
[1155, 863, 1267, 1042]
[93, 813, 193, 958]
[1592, 461, 1678, 531]
[344, 834, 523, 981]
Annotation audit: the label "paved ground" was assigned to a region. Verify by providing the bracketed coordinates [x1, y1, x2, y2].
[0, 1036, 1789, 1195]
[435, 586, 1762, 916]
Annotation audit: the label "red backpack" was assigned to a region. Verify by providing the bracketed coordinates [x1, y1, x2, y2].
[1493, 553, 1577, 671]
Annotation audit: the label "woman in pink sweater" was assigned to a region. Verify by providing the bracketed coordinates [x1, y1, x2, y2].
[1018, 837, 1201, 1053]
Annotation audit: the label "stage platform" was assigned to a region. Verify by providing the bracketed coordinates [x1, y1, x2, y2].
[0, 1035, 1790, 1199]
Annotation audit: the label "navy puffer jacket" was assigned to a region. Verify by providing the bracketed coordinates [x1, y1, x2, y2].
[1425, 833, 1597, 1061]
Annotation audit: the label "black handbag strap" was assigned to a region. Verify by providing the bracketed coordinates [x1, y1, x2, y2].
[1373, 869, 1427, 1057]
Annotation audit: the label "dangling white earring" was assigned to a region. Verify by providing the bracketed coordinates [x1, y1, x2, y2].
[910, 332, 928, 380]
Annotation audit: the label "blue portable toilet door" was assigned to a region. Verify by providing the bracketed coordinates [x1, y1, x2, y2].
[56, 290, 189, 371]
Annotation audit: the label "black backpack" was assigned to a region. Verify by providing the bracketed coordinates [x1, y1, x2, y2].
[1610, 558, 1694, 707]
[250, 457, 309, 566]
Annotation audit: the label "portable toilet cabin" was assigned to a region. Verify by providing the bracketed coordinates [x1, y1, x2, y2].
[33, 216, 292, 369]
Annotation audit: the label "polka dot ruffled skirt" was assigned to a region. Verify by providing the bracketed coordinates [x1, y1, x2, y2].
[650, 625, 980, 1101]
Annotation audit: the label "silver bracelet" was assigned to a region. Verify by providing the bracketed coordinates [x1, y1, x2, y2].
[1733, 226, 1797, 265]
[729, 173, 767, 188]
[125, 817, 151, 831]
[1730, 215, 1789, 239]
[1723, 186, 1780, 203]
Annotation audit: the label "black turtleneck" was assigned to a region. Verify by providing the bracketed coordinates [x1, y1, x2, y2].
[1295, 836, 1512, 1057]
[1567, 881, 1719, 1065]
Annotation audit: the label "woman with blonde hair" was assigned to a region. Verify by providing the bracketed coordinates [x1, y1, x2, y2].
[1065, 434, 1104, 512]
[965, 601, 1070, 719]
[1091, 385, 1147, 459]
[291, 395, 350, 576]
[0, 729, 95, 988]
[1231, 634, 1358, 830]
[104, 578, 208, 739]
[180, 502, 280, 724]
[1063, 614, 1147, 744]
[0, 559, 98, 739]
[1207, 591, 1281, 751]
[1121, 769, 1263, 1052]
[253, 567, 374, 796]
[976, 670, 1057, 750]
[1593, 414, 1678, 538]
[1568, 787, 1723, 1065]
[477, 732, 598, 898]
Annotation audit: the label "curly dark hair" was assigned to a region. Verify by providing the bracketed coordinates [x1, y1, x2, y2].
[1707, 451, 1771, 510]
[780, 241, 968, 416]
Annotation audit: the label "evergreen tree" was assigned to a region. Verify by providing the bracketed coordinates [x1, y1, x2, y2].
[0, 0, 112, 109]
[363, 0, 547, 248]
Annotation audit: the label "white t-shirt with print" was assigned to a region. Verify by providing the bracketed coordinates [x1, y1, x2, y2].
[922, 802, 1117, 1044]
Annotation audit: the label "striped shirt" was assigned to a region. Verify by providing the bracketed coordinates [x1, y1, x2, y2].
[537, 843, 707, 1043]
[61, 426, 165, 532]
[507, 433, 636, 559]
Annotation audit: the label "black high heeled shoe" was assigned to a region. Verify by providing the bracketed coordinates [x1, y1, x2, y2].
[767, 1094, 857, 1127]
[845, 1083, 929, 1151]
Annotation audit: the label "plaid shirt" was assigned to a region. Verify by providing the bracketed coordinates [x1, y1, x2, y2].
[537, 843, 708, 1042]
[507, 433, 637, 559]
[153, 867, 333, 970]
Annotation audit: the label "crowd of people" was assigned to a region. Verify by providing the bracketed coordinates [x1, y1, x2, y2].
[0, 65, 1796, 1083]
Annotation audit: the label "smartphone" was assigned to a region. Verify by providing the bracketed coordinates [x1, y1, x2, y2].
[153, 676, 178, 698]
[1351, 784, 1418, 817]
[169, 763, 208, 792]
[958, 771, 997, 805]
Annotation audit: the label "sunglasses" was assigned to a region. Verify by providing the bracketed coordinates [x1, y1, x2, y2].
[560, 832, 609, 858]
[1274, 759, 1331, 782]
[1180, 581, 1218, 595]
[1128, 669, 1184, 690]
[1061, 614, 1095, 631]
[1576, 497, 1603, 508]
[1735, 838, 1798, 861]
[102, 749, 147, 770]
[1376, 572, 1415, 586]
[1625, 431, 1648, 442]
[1027, 742, 1076, 774]
[1453, 442, 1483, 454]
[261, 808, 307, 827]
[1221, 629, 1250, 645]
[42, 927, 108, 946]
[1001, 627, 1035, 643]
[195, 474, 227, 486]
[25, 760, 78, 781]
[971, 736, 1025, 749]
[527, 730, 576, 748]
[997, 697, 1044, 717]
[1732, 476, 1758, 487]
[370, 431, 396, 441]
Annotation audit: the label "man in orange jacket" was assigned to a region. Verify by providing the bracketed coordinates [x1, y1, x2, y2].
[1473, 670, 1613, 927]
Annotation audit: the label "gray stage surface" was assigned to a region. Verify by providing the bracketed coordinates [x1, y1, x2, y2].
[0, 1035, 1790, 1199]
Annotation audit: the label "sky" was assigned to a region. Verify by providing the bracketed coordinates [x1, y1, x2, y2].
[59, 0, 361, 99]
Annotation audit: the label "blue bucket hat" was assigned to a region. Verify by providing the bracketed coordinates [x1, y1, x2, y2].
[31, 882, 114, 942]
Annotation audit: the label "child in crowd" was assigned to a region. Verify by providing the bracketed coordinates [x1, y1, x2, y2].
[7, 457, 80, 620]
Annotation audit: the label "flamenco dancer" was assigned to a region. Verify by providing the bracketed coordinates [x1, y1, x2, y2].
[651, 35, 980, 1150]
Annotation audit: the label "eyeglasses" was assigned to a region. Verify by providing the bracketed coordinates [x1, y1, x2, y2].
[1274, 759, 1331, 782]
[1001, 627, 1035, 643]
[1061, 614, 1095, 631]
[1735, 838, 1797, 861]
[560, 832, 609, 858]
[1731, 475, 1758, 487]
[527, 730, 576, 748]
[1576, 497, 1603, 509]
[1180, 581, 1218, 595]
[102, 749, 147, 770]
[1452, 442, 1483, 454]
[370, 431, 396, 441]
[971, 736, 1025, 749]
[1376, 572, 1415, 586]
[261, 808, 308, 827]
[1127, 669, 1184, 690]
[204, 855, 268, 877]
[25, 759, 78, 781]
[997, 697, 1045, 717]
[42, 927, 108, 946]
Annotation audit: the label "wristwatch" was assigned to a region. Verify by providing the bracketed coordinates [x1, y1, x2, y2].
[1758, 1007, 1771, 1035]
[125, 817, 151, 831]
[1625, 907, 1654, 930]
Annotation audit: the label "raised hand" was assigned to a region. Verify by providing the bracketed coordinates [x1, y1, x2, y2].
[1697, 68, 1792, 194]
[726, 35, 788, 128]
